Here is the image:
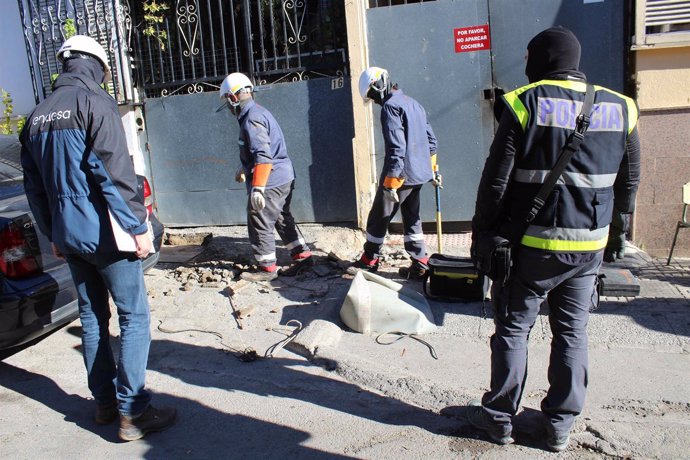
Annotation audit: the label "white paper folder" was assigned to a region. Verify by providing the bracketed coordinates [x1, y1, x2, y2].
[108, 209, 155, 254]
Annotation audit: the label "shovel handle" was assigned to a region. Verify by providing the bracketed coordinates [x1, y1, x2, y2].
[434, 166, 442, 253]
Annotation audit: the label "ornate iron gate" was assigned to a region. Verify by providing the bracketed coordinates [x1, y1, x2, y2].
[130, 0, 349, 98]
[17, 0, 134, 104]
[18, 1, 349, 102]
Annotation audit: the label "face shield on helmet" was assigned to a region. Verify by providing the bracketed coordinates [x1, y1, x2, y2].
[57, 35, 112, 83]
[358, 67, 390, 105]
[218, 73, 254, 114]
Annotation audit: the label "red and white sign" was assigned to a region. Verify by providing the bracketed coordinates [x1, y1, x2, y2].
[454, 25, 491, 53]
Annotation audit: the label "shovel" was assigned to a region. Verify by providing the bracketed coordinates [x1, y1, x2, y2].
[433, 165, 443, 253]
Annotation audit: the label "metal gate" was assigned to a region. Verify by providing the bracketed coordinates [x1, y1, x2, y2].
[366, 0, 626, 222]
[17, 0, 134, 104]
[130, 0, 355, 225]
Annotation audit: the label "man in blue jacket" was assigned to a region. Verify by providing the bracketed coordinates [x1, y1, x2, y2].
[219, 72, 313, 281]
[20, 35, 175, 441]
[349, 67, 439, 280]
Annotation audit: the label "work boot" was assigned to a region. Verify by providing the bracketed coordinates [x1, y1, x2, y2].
[94, 401, 118, 425]
[465, 404, 514, 445]
[398, 258, 429, 280]
[118, 405, 177, 442]
[240, 265, 279, 282]
[280, 254, 314, 277]
[345, 255, 379, 276]
[546, 433, 570, 452]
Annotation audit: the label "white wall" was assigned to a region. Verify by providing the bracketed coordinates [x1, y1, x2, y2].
[0, 1, 36, 115]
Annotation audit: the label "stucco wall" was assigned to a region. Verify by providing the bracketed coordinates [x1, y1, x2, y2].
[0, 1, 35, 115]
[636, 48, 690, 110]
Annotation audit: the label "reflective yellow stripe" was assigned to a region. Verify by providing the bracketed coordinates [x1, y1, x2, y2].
[434, 271, 479, 280]
[625, 97, 638, 133]
[520, 234, 608, 251]
[503, 91, 529, 130]
[541, 79, 588, 92]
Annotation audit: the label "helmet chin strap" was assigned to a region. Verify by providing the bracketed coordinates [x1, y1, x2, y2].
[367, 75, 391, 105]
[228, 90, 253, 116]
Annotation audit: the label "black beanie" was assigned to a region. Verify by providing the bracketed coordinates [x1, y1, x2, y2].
[525, 26, 581, 83]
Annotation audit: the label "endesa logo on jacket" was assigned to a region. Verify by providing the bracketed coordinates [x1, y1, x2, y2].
[32, 110, 72, 126]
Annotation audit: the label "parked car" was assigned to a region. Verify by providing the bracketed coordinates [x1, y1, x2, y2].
[0, 161, 163, 360]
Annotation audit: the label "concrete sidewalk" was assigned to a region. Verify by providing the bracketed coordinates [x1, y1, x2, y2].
[1, 226, 688, 459]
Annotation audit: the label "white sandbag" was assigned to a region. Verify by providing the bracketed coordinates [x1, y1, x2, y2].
[339, 270, 437, 335]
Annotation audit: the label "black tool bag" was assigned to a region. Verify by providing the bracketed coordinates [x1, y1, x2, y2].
[423, 254, 489, 302]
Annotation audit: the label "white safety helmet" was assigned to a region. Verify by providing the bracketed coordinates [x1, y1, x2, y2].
[219, 72, 254, 107]
[358, 66, 390, 102]
[57, 35, 112, 83]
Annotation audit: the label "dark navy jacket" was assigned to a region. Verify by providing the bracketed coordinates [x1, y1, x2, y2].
[380, 89, 438, 186]
[237, 100, 295, 192]
[20, 59, 147, 254]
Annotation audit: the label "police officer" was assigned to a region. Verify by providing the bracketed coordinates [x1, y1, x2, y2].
[348, 67, 439, 279]
[219, 73, 313, 281]
[468, 27, 640, 452]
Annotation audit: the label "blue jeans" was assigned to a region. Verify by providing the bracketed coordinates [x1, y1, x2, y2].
[66, 252, 151, 416]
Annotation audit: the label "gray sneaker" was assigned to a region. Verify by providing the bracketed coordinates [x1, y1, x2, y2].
[119, 405, 177, 441]
[465, 405, 514, 445]
[546, 433, 570, 452]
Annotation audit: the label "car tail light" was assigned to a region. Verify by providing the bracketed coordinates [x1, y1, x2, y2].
[143, 177, 154, 215]
[0, 215, 42, 278]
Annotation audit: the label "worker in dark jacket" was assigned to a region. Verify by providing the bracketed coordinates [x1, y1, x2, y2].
[468, 27, 640, 452]
[348, 67, 439, 280]
[219, 72, 313, 281]
[20, 35, 176, 441]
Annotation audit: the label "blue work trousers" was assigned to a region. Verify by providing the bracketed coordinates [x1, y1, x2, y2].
[247, 180, 309, 268]
[363, 184, 426, 261]
[482, 247, 602, 439]
[66, 252, 152, 417]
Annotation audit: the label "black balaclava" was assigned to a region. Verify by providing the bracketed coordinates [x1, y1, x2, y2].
[525, 26, 581, 83]
[63, 54, 105, 84]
